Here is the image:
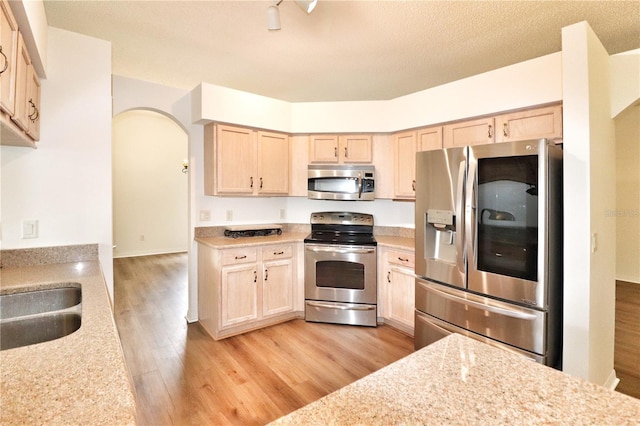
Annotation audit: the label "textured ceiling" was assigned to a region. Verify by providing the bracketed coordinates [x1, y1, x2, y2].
[43, 0, 640, 102]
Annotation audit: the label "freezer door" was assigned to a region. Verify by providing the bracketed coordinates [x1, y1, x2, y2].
[415, 278, 546, 356]
[414, 310, 544, 363]
[415, 147, 466, 288]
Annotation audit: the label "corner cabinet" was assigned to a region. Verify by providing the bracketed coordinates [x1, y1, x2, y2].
[380, 246, 415, 336]
[197, 242, 298, 340]
[309, 134, 372, 164]
[204, 123, 290, 196]
[393, 126, 442, 199]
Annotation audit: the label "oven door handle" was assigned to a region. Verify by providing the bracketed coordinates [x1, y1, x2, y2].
[306, 246, 376, 254]
[306, 301, 376, 311]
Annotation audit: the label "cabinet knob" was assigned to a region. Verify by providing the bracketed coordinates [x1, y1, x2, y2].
[0, 46, 7, 75]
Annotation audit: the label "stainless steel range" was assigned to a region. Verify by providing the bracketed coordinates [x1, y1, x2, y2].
[304, 212, 377, 327]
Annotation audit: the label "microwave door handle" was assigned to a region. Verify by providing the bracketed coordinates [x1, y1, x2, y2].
[456, 160, 466, 275]
[357, 172, 363, 199]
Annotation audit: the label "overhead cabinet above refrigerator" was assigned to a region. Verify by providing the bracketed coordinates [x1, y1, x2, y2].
[414, 139, 563, 369]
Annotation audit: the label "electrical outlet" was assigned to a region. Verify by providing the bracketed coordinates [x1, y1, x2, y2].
[22, 220, 38, 239]
[200, 210, 211, 221]
[226, 210, 233, 221]
[280, 209, 286, 220]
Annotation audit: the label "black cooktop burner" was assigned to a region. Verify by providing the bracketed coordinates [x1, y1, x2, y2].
[305, 212, 377, 246]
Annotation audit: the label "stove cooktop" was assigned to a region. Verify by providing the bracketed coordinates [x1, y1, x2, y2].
[305, 212, 376, 246]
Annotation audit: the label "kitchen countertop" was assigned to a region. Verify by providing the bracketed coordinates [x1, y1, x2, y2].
[270, 333, 640, 425]
[0, 261, 137, 425]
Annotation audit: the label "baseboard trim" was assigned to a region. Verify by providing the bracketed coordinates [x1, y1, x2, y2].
[603, 369, 620, 390]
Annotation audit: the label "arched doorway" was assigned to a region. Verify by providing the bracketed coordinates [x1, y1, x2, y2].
[112, 109, 189, 258]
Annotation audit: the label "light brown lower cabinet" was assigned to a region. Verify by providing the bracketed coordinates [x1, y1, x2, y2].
[379, 247, 415, 336]
[198, 242, 298, 340]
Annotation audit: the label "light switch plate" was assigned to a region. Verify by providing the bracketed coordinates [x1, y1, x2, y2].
[22, 220, 38, 239]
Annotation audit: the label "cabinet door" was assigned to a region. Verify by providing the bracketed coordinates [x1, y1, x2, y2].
[262, 258, 294, 318]
[309, 135, 339, 163]
[417, 126, 442, 151]
[0, 0, 18, 115]
[443, 117, 495, 148]
[11, 32, 30, 132]
[257, 131, 289, 195]
[25, 64, 40, 140]
[339, 134, 372, 163]
[386, 266, 415, 330]
[393, 131, 417, 198]
[216, 124, 256, 194]
[495, 105, 562, 143]
[220, 263, 258, 329]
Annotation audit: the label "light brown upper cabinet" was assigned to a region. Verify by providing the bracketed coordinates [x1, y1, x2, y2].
[495, 105, 562, 143]
[443, 116, 495, 148]
[0, 0, 18, 116]
[204, 123, 290, 196]
[393, 126, 442, 199]
[309, 134, 372, 164]
[7, 31, 40, 142]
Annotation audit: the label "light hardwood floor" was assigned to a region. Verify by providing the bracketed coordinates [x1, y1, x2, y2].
[114, 254, 640, 425]
[113, 253, 414, 425]
[614, 280, 640, 399]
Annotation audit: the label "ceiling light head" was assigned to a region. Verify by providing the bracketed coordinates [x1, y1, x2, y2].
[267, 3, 281, 31]
[295, 0, 317, 14]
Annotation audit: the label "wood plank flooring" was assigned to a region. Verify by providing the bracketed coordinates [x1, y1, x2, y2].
[614, 280, 640, 399]
[114, 254, 640, 425]
[113, 253, 414, 426]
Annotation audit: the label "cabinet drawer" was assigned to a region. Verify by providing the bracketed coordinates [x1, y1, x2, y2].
[387, 249, 415, 269]
[262, 244, 293, 261]
[221, 247, 258, 266]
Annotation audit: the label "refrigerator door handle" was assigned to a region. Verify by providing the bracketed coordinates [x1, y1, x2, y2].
[466, 152, 478, 268]
[419, 280, 539, 321]
[455, 160, 466, 275]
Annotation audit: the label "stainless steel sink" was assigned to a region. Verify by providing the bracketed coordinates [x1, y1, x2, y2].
[1, 313, 82, 351]
[1, 286, 81, 319]
[0, 286, 82, 351]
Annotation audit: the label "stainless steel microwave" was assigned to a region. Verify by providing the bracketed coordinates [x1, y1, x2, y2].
[307, 165, 375, 201]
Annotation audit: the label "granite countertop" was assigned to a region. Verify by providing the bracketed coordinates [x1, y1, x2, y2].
[270, 333, 640, 425]
[195, 232, 309, 249]
[0, 261, 137, 425]
[375, 235, 414, 250]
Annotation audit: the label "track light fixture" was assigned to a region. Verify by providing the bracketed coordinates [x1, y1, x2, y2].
[267, 0, 282, 31]
[267, 0, 318, 31]
[294, 0, 318, 14]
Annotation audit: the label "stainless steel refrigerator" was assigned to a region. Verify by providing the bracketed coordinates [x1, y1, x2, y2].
[414, 138, 563, 369]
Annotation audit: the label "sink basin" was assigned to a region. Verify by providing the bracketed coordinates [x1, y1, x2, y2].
[0, 286, 81, 319]
[0, 313, 82, 351]
[0, 286, 82, 351]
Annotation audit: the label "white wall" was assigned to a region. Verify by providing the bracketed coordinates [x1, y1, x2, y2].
[561, 22, 617, 386]
[615, 105, 640, 283]
[112, 110, 188, 258]
[1, 27, 113, 294]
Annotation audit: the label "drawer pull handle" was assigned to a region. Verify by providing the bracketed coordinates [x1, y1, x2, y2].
[503, 122, 509, 137]
[398, 257, 409, 262]
[235, 255, 247, 260]
[274, 251, 284, 255]
[488, 124, 493, 138]
[0, 46, 7, 75]
[387, 271, 391, 283]
[253, 271, 257, 283]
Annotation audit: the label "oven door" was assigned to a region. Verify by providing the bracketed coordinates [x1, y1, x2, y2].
[304, 243, 377, 304]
